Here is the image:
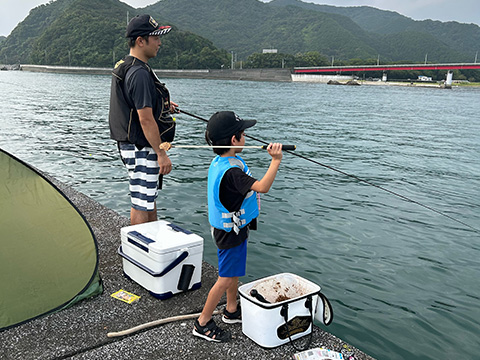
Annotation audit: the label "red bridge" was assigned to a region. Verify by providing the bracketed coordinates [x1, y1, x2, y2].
[294, 63, 480, 74]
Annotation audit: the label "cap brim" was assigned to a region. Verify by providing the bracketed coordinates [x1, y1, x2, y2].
[240, 119, 257, 131]
[150, 26, 172, 36]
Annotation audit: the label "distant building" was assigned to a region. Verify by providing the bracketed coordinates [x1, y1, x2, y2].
[262, 49, 278, 54]
[418, 75, 432, 82]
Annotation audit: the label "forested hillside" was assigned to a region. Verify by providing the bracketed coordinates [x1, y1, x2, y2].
[271, 0, 480, 62]
[146, 0, 475, 63]
[0, 0, 229, 68]
[1, 0, 478, 68]
[147, 0, 382, 60]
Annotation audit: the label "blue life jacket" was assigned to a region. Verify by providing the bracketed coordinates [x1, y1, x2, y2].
[208, 156, 259, 234]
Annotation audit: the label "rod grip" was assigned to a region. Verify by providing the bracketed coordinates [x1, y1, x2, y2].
[261, 145, 296, 151]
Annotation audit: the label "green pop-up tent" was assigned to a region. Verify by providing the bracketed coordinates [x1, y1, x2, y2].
[0, 148, 102, 330]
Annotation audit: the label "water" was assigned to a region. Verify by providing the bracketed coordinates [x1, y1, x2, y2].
[1, 71, 479, 360]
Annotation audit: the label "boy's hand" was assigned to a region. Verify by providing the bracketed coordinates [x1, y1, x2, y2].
[267, 143, 283, 161]
[251, 143, 283, 194]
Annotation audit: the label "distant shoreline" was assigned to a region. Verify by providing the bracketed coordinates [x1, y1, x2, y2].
[12, 64, 480, 87]
[18, 65, 293, 82]
[343, 79, 480, 88]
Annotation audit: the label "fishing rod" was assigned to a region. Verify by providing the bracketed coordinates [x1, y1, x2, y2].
[160, 144, 296, 151]
[177, 108, 479, 234]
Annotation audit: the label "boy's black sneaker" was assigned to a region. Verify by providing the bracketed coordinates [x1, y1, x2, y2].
[222, 304, 242, 324]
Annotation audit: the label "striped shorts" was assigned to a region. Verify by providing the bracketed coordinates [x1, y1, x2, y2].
[118, 143, 161, 212]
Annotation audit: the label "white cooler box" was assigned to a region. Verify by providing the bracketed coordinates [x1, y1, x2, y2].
[118, 220, 203, 299]
[238, 273, 333, 348]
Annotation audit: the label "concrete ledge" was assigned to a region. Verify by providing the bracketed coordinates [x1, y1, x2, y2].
[19, 65, 293, 82]
[0, 175, 374, 359]
[20, 64, 112, 75]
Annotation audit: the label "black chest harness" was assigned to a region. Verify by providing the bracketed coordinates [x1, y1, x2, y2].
[109, 55, 175, 148]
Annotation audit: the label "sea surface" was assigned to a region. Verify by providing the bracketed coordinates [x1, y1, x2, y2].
[1, 71, 479, 360]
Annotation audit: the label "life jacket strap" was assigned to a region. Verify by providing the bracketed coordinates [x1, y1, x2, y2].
[222, 209, 246, 234]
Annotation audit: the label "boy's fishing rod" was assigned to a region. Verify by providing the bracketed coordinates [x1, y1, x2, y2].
[160, 143, 296, 151]
[177, 108, 479, 234]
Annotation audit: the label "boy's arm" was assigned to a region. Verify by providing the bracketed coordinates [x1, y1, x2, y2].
[250, 143, 283, 194]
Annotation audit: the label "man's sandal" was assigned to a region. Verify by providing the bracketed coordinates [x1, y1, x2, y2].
[192, 319, 231, 342]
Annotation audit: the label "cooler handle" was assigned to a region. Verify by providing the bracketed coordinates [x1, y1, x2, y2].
[127, 231, 155, 253]
[168, 223, 193, 234]
[280, 295, 314, 352]
[118, 246, 189, 277]
[315, 292, 334, 326]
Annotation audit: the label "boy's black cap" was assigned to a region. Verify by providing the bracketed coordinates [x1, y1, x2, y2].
[206, 111, 256, 142]
[126, 14, 172, 38]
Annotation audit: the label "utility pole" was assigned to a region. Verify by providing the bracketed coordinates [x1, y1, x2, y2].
[331, 56, 334, 67]
[231, 51, 234, 69]
[127, 11, 129, 25]
[475, 51, 478, 64]
[424, 53, 428, 64]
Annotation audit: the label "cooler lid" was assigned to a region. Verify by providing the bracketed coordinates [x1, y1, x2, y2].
[122, 220, 203, 255]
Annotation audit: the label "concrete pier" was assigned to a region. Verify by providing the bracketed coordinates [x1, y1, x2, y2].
[0, 175, 374, 360]
[19, 65, 293, 82]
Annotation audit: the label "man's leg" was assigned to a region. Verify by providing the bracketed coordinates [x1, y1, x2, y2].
[119, 144, 160, 225]
[130, 203, 157, 225]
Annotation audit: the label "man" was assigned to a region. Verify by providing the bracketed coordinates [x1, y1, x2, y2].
[109, 14, 178, 225]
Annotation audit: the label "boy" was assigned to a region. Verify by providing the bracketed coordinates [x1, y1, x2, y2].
[193, 111, 283, 342]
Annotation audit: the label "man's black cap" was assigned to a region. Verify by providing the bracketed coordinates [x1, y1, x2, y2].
[206, 111, 256, 143]
[126, 14, 172, 38]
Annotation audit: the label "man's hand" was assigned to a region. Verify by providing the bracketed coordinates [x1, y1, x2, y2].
[170, 101, 178, 113]
[158, 151, 172, 175]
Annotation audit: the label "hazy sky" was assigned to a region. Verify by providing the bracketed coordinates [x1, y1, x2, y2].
[1, 0, 479, 37]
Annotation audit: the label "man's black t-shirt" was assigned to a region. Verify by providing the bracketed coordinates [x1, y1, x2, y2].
[124, 64, 157, 116]
[213, 167, 257, 250]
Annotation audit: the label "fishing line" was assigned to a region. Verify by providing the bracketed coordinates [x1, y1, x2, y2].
[177, 109, 479, 234]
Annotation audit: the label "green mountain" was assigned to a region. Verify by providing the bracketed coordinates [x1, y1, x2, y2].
[270, 0, 480, 62]
[0, 0, 229, 68]
[145, 0, 474, 62]
[146, 0, 380, 60]
[1, 0, 477, 67]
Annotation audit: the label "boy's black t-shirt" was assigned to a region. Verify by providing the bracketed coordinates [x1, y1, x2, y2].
[213, 167, 257, 250]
